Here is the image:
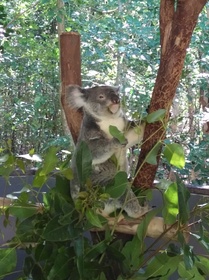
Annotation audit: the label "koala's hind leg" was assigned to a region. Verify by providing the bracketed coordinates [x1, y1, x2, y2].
[119, 189, 150, 218]
[102, 189, 150, 219]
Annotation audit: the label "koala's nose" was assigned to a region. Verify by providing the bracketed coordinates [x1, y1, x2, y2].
[111, 95, 120, 104]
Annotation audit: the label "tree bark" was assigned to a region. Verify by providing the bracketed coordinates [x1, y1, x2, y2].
[60, 32, 83, 144]
[134, 0, 207, 189]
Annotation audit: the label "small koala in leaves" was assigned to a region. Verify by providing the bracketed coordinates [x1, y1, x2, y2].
[67, 85, 149, 218]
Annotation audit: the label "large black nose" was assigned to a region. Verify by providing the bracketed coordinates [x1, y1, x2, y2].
[111, 95, 120, 104]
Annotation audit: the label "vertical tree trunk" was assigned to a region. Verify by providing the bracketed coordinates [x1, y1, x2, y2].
[134, 0, 207, 188]
[60, 32, 82, 144]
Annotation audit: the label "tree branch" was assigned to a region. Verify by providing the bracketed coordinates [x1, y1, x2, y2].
[160, 0, 175, 54]
[133, 0, 207, 189]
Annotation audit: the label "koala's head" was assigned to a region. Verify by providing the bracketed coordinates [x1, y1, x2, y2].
[67, 85, 122, 119]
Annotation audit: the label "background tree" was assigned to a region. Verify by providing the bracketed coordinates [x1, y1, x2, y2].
[134, 0, 208, 188]
[1, 1, 209, 279]
[1, 0, 209, 183]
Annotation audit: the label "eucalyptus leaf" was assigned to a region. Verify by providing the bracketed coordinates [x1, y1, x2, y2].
[76, 141, 92, 186]
[105, 171, 128, 198]
[48, 250, 71, 280]
[39, 146, 59, 176]
[178, 261, 205, 279]
[137, 207, 160, 242]
[143, 253, 181, 278]
[146, 109, 166, 123]
[109, 125, 127, 144]
[195, 256, 209, 276]
[86, 208, 103, 228]
[33, 169, 47, 188]
[190, 226, 209, 252]
[182, 244, 195, 270]
[145, 141, 162, 165]
[163, 143, 185, 169]
[162, 182, 179, 224]
[176, 176, 190, 225]
[8, 204, 38, 219]
[122, 235, 143, 271]
[0, 248, 17, 278]
[59, 167, 73, 180]
[35, 243, 54, 262]
[42, 216, 71, 241]
[85, 241, 107, 261]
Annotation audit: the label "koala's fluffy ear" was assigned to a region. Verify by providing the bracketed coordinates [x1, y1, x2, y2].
[66, 85, 86, 109]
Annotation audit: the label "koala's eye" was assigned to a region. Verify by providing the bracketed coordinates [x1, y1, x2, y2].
[99, 95, 105, 99]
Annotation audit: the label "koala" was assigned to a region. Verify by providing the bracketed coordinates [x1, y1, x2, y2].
[67, 85, 149, 218]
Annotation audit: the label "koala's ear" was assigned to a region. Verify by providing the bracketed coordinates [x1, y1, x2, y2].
[66, 85, 87, 109]
[113, 85, 120, 93]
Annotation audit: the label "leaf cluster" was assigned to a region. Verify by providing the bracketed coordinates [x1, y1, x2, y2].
[0, 141, 209, 279]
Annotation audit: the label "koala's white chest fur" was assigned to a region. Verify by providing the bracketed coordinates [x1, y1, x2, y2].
[97, 116, 125, 139]
[97, 116, 127, 172]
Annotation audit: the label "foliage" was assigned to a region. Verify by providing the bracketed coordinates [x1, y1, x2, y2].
[1, 1, 209, 278]
[1, 0, 209, 185]
[0, 0, 68, 154]
[0, 133, 209, 280]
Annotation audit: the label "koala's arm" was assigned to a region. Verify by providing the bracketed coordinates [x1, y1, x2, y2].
[83, 129, 125, 165]
[125, 121, 145, 148]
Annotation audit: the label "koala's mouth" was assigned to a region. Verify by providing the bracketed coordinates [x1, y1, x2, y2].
[108, 104, 120, 114]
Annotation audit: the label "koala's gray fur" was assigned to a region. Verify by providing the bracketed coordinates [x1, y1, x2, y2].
[67, 85, 149, 218]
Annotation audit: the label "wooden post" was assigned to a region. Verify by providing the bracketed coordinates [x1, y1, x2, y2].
[60, 32, 83, 144]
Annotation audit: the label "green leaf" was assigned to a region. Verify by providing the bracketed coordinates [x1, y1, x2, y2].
[35, 242, 54, 262]
[98, 272, 107, 280]
[29, 148, 35, 156]
[190, 224, 209, 253]
[0, 248, 17, 278]
[163, 143, 185, 169]
[16, 158, 26, 173]
[8, 204, 38, 219]
[146, 109, 166, 123]
[183, 244, 195, 270]
[24, 256, 35, 277]
[0, 154, 15, 179]
[107, 243, 125, 262]
[48, 249, 71, 280]
[109, 125, 127, 144]
[195, 256, 209, 276]
[73, 236, 84, 257]
[143, 253, 181, 278]
[31, 264, 44, 280]
[178, 261, 205, 279]
[42, 216, 71, 241]
[137, 207, 160, 242]
[39, 146, 59, 176]
[122, 235, 143, 271]
[85, 241, 107, 261]
[76, 141, 92, 186]
[59, 167, 73, 180]
[0, 154, 9, 164]
[162, 182, 179, 224]
[55, 175, 71, 197]
[145, 141, 162, 165]
[86, 209, 103, 228]
[33, 169, 47, 187]
[16, 215, 37, 237]
[105, 171, 128, 198]
[176, 176, 190, 225]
